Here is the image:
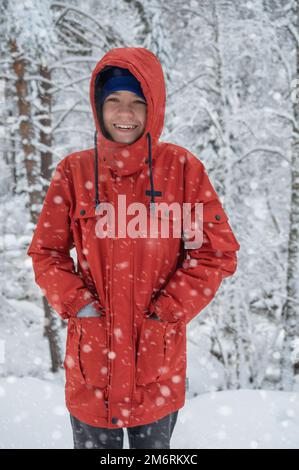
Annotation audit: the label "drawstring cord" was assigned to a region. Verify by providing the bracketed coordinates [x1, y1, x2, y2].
[146, 132, 156, 213]
[145, 132, 162, 212]
[94, 130, 100, 208]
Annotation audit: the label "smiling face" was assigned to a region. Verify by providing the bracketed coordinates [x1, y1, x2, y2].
[102, 90, 147, 144]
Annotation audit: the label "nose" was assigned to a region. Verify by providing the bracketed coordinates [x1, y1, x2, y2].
[116, 103, 135, 114]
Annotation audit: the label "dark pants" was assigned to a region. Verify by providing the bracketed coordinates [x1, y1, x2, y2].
[70, 410, 179, 449]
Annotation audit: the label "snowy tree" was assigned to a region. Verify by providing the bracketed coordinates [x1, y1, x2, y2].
[280, 0, 299, 391]
[0, 0, 64, 372]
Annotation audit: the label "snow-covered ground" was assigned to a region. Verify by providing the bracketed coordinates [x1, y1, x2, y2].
[0, 375, 298, 449]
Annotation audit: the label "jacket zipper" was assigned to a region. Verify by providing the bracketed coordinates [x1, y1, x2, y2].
[107, 235, 114, 415]
[130, 236, 135, 426]
[130, 177, 137, 426]
[104, 258, 111, 413]
[105, 172, 116, 417]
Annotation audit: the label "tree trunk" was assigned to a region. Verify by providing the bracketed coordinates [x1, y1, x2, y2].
[43, 298, 63, 372]
[11, 39, 40, 224]
[38, 64, 63, 372]
[11, 39, 62, 372]
[280, 1, 299, 391]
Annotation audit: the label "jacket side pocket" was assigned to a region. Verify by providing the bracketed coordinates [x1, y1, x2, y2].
[77, 316, 109, 388]
[158, 321, 187, 381]
[136, 317, 167, 386]
[63, 318, 85, 385]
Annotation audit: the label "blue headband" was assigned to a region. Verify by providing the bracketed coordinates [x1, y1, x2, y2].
[100, 75, 146, 105]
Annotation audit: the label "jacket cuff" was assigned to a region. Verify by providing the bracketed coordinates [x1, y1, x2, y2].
[147, 295, 185, 323]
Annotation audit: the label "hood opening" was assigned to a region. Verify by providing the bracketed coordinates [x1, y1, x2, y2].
[94, 64, 148, 144]
[93, 64, 159, 210]
[94, 65, 116, 140]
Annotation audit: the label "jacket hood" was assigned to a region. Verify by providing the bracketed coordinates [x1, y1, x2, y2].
[90, 47, 166, 145]
[89, 48, 166, 205]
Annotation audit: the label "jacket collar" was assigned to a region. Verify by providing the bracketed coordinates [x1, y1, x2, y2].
[96, 126, 159, 177]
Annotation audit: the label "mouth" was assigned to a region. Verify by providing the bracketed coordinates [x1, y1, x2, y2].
[113, 123, 138, 132]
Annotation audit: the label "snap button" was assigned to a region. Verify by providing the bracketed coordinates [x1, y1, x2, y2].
[215, 214, 221, 221]
[111, 417, 118, 424]
[80, 209, 86, 216]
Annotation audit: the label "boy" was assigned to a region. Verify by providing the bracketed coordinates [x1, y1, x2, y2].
[27, 47, 240, 449]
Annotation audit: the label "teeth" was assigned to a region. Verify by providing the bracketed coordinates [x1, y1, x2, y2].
[114, 124, 137, 129]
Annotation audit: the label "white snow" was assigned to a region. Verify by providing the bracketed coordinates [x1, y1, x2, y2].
[0, 375, 298, 449]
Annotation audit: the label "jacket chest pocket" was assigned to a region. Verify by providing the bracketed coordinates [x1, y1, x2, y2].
[145, 201, 182, 240]
[135, 317, 187, 386]
[202, 202, 240, 251]
[71, 206, 99, 247]
[64, 317, 109, 389]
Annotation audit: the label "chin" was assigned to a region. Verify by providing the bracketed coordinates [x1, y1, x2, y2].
[116, 136, 140, 144]
[110, 130, 144, 144]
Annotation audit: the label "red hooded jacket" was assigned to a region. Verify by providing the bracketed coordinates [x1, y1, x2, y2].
[27, 47, 240, 428]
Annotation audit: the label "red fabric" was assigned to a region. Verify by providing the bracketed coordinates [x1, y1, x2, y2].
[27, 47, 240, 429]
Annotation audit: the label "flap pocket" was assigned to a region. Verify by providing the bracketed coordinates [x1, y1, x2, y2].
[77, 316, 109, 388]
[203, 203, 228, 224]
[135, 317, 186, 386]
[203, 202, 240, 250]
[136, 317, 167, 385]
[73, 206, 97, 220]
[145, 201, 182, 238]
[71, 206, 98, 244]
[145, 200, 182, 220]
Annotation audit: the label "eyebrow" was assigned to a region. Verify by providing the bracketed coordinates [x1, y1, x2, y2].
[107, 91, 146, 100]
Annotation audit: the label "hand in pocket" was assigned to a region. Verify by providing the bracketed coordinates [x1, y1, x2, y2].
[149, 312, 162, 321]
[77, 302, 104, 318]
